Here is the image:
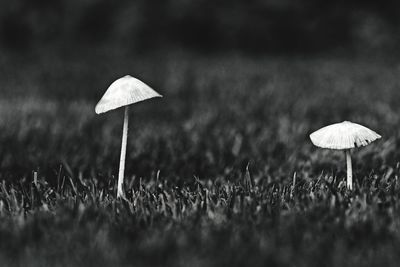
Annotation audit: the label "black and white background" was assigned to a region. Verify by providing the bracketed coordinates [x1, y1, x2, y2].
[0, 1, 399, 267]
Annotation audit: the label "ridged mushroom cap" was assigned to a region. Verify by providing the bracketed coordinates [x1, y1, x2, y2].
[310, 121, 381, 150]
[95, 75, 162, 114]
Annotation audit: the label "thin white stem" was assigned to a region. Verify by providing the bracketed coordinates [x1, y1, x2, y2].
[33, 171, 38, 187]
[345, 149, 353, 190]
[290, 172, 297, 199]
[117, 106, 129, 198]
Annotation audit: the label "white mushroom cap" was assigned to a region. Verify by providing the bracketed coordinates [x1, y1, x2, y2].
[310, 121, 381, 150]
[95, 75, 162, 114]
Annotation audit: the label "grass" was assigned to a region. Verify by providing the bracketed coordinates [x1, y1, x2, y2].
[1, 51, 400, 266]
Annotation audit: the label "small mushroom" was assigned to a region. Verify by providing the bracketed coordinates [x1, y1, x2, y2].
[95, 75, 162, 198]
[310, 121, 381, 190]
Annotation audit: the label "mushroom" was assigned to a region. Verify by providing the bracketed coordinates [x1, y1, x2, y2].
[95, 75, 162, 198]
[310, 121, 381, 190]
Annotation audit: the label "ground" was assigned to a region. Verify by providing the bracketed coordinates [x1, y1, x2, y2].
[0, 50, 400, 266]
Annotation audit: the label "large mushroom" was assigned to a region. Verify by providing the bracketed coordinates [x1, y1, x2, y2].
[95, 75, 162, 198]
[310, 121, 381, 190]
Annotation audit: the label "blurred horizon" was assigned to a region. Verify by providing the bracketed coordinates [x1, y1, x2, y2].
[1, 0, 400, 56]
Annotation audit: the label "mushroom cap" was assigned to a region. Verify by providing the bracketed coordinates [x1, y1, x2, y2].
[95, 75, 162, 114]
[310, 121, 381, 150]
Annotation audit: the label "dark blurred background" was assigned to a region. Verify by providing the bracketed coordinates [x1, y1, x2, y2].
[0, 0, 399, 189]
[1, 0, 400, 55]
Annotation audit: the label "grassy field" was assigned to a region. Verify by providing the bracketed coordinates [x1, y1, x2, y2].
[1, 51, 400, 266]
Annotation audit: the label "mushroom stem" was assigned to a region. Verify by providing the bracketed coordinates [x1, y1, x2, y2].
[117, 106, 129, 198]
[345, 149, 353, 190]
